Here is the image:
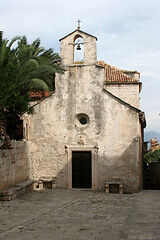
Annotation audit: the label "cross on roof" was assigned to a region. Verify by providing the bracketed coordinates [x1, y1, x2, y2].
[77, 19, 81, 30]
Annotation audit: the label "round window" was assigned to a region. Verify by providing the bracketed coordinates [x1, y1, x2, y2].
[75, 113, 90, 127]
[79, 117, 87, 125]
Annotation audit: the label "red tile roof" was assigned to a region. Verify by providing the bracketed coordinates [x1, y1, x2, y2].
[30, 90, 52, 100]
[150, 138, 160, 151]
[97, 61, 139, 83]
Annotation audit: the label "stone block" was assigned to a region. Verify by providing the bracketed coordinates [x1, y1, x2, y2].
[38, 180, 43, 189]
[16, 179, 36, 190]
[39, 177, 57, 189]
[0, 186, 20, 201]
[0, 179, 37, 201]
[105, 180, 123, 194]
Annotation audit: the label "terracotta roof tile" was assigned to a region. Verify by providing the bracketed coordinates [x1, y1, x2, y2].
[30, 90, 52, 100]
[97, 61, 139, 83]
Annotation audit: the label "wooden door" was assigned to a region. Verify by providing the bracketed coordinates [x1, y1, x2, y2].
[72, 151, 92, 188]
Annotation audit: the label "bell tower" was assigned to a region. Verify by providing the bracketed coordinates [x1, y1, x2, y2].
[59, 22, 97, 66]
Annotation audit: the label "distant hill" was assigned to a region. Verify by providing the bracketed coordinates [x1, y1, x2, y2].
[144, 131, 160, 143]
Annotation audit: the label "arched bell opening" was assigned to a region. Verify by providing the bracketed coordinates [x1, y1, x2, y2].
[73, 35, 84, 63]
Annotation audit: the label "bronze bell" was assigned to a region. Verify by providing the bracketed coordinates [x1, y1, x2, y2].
[76, 43, 81, 50]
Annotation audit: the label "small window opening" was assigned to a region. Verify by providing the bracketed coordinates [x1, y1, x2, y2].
[80, 117, 87, 125]
[75, 113, 89, 127]
[74, 36, 84, 63]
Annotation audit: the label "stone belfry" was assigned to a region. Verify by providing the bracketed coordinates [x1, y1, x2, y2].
[59, 20, 97, 65]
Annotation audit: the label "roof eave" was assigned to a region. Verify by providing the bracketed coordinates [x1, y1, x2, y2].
[59, 29, 97, 41]
[105, 81, 141, 85]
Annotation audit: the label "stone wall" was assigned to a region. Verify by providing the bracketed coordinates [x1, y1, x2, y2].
[22, 64, 142, 192]
[60, 30, 97, 65]
[21, 29, 143, 193]
[0, 140, 31, 191]
[105, 84, 140, 109]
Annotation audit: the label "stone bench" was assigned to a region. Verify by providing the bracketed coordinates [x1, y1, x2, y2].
[0, 179, 37, 201]
[105, 180, 123, 194]
[38, 177, 57, 189]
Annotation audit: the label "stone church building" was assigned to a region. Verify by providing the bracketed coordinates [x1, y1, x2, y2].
[22, 27, 146, 193]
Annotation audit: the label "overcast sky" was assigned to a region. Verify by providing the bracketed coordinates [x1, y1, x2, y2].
[1, 0, 160, 133]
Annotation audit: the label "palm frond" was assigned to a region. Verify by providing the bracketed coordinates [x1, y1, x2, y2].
[8, 36, 21, 49]
[28, 78, 50, 91]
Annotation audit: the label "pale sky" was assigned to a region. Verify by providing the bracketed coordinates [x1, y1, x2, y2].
[1, 0, 160, 133]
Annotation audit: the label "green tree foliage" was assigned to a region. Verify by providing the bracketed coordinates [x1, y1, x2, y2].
[144, 149, 160, 166]
[0, 32, 64, 139]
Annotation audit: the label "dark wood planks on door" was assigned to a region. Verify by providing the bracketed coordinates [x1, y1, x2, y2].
[72, 151, 92, 188]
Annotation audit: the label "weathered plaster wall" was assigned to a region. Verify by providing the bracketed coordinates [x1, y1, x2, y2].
[96, 98, 141, 192]
[23, 63, 142, 192]
[0, 141, 31, 191]
[105, 84, 140, 109]
[22, 30, 142, 193]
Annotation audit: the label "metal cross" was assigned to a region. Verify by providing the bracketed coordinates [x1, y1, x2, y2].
[77, 19, 81, 30]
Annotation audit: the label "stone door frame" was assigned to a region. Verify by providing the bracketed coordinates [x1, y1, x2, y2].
[65, 145, 98, 190]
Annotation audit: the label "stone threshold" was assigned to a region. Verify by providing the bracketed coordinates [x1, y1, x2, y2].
[72, 188, 92, 191]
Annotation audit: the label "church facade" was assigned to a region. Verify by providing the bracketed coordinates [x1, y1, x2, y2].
[22, 28, 146, 192]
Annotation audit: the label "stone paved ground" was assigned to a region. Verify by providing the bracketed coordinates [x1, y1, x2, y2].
[0, 189, 160, 240]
